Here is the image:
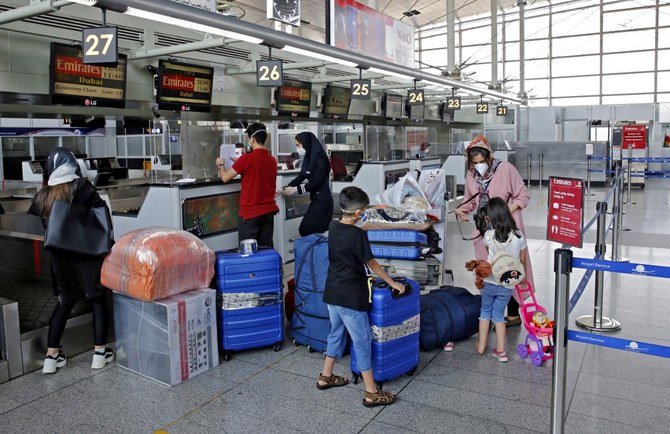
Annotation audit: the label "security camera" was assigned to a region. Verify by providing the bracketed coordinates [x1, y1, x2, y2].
[152, 110, 161, 119]
[146, 65, 158, 74]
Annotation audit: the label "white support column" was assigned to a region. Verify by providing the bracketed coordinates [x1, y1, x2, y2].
[447, 0, 456, 74]
[519, 1, 526, 100]
[491, 0, 499, 90]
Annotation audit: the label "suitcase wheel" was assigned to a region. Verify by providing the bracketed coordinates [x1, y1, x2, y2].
[273, 343, 282, 352]
[292, 339, 302, 347]
[223, 351, 231, 362]
[407, 367, 417, 377]
[351, 373, 359, 384]
[307, 345, 314, 353]
[377, 382, 384, 392]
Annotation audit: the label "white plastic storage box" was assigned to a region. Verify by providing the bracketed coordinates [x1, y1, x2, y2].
[113, 288, 219, 386]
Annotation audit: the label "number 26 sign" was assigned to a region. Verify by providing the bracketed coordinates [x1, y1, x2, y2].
[256, 60, 283, 87]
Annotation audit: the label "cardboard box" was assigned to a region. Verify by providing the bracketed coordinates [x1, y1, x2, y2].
[113, 289, 218, 386]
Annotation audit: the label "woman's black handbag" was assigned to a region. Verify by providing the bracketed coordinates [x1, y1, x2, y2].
[44, 199, 112, 257]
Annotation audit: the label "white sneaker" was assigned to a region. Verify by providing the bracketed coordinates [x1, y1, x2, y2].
[91, 348, 114, 369]
[42, 352, 66, 374]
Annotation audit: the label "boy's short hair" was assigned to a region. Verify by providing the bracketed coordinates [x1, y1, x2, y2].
[339, 186, 369, 214]
[246, 122, 267, 145]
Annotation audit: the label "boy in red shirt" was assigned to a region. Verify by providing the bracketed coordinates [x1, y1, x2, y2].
[216, 122, 279, 247]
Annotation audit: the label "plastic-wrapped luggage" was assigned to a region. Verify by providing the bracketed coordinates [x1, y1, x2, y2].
[215, 249, 283, 360]
[290, 234, 330, 353]
[377, 256, 441, 286]
[367, 230, 428, 260]
[101, 227, 215, 301]
[419, 286, 481, 350]
[351, 277, 420, 388]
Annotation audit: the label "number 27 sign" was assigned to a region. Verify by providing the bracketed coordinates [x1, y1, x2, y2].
[82, 27, 118, 64]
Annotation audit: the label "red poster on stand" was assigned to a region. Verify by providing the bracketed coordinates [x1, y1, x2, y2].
[622, 125, 647, 149]
[547, 177, 584, 248]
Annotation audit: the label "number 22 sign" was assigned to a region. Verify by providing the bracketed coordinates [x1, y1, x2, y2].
[83, 27, 118, 64]
[256, 60, 283, 87]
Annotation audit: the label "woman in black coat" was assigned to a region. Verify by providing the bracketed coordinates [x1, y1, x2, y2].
[283, 132, 333, 236]
[28, 148, 114, 374]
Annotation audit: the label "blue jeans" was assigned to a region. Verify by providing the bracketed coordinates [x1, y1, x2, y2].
[480, 282, 513, 324]
[326, 304, 372, 372]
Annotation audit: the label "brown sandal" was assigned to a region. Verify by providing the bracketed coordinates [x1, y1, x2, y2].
[362, 389, 396, 407]
[316, 373, 349, 390]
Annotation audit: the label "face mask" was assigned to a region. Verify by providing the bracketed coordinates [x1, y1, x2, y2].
[474, 162, 489, 176]
[297, 147, 306, 158]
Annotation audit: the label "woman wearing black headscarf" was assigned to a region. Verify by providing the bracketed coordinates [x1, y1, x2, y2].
[28, 148, 114, 374]
[283, 132, 333, 236]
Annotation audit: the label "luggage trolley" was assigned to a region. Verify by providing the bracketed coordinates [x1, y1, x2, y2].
[515, 282, 554, 367]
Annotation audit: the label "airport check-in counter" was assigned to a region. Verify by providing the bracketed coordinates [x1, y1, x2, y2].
[274, 169, 310, 264]
[408, 157, 442, 178]
[441, 155, 467, 195]
[331, 160, 410, 212]
[108, 179, 241, 252]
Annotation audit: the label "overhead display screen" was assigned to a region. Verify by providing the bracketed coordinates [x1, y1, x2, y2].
[276, 79, 312, 117]
[157, 60, 214, 112]
[322, 85, 352, 119]
[50, 43, 127, 108]
[383, 93, 403, 119]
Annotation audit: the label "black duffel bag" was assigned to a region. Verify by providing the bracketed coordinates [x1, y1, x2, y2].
[419, 286, 481, 350]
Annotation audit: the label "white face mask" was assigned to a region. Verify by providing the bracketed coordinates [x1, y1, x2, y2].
[297, 147, 306, 158]
[474, 162, 489, 176]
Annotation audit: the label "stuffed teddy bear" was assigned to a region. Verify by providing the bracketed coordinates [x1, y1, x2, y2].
[465, 260, 492, 290]
[531, 311, 555, 355]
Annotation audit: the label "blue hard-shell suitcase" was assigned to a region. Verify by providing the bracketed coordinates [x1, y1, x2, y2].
[350, 277, 421, 387]
[215, 249, 283, 360]
[291, 234, 331, 353]
[367, 230, 428, 260]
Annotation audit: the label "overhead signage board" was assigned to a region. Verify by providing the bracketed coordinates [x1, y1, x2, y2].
[276, 79, 312, 117]
[82, 27, 118, 65]
[496, 105, 508, 116]
[350, 79, 371, 99]
[50, 43, 126, 108]
[329, 0, 415, 68]
[445, 96, 461, 110]
[622, 125, 647, 149]
[476, 102, 489, 114]
[547, 177, 584, 248]
[157, 60, 214, 112]
[256, 60, 283, 87]
[407, 89, 424, 106]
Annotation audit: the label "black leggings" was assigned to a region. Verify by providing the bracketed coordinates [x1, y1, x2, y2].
[47, 295, 108, 348]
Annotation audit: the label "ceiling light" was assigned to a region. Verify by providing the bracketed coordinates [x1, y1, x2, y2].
[125, 7, 262, 44]
[282, 46, 358, 68]
[368, 67, 415, 81]
[67, 0, 99, 5]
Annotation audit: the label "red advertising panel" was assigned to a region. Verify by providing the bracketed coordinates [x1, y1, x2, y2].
[547, 177, 585, 248]
[622, 125, 647, 150]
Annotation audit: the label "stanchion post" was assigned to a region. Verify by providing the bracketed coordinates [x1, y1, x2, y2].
[527, 154, 532, 188]
[611, 163, 621, 260]
[619, 165, 631, 232]
[577, 201, 621, 332]
[539, 153, 544, 191]
[551, 248, 572, 434]
[586, 155, 592, 196]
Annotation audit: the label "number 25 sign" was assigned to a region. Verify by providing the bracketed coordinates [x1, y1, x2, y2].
[83, 27, 118, 64]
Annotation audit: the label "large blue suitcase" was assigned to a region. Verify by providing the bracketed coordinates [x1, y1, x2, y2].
[351, 277, 421, 387]
[291, 234, 331, 353]
[215, 249, 283, 360]
[419, 286, 481, 350]
[367, 230, 427, 260]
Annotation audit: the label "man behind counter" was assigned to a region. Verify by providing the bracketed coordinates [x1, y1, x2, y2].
[216, 122, 279, 247]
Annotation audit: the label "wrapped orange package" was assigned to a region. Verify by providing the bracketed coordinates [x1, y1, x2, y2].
[101, 227, 215, 301]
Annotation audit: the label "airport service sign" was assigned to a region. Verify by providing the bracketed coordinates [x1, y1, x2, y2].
[547, 177, 584, 248]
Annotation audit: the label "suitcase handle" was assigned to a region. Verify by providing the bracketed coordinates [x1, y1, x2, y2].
[377, 277, 413, 299]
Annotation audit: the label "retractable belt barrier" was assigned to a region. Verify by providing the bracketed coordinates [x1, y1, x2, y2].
[550, 248, 670, 433]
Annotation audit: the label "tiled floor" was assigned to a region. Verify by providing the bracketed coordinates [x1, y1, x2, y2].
[1, 180, 669, 433]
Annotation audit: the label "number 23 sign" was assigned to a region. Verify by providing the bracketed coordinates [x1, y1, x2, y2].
[83, 27, 118, 65]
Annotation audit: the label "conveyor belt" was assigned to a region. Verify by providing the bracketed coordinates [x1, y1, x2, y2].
[0, 271, 89, 334]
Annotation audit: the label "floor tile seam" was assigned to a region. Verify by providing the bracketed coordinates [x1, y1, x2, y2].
[3, 365, 117, 408]
[0, 400, 21, 416]
[567, 404, 668, 432]
[375, 388, 546, 434]
[355, 418, 421, 434]
[427, 357, 553, 386]
[572, 388, 670, 417]
[410, 374, 552, 409]
[566, 340, 589, 415]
